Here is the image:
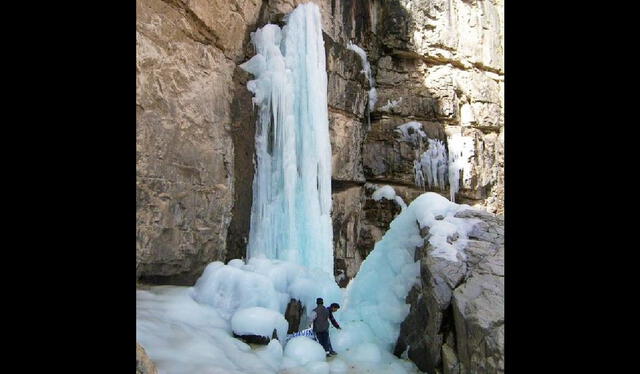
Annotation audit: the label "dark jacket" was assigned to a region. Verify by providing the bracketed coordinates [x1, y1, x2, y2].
[312, 306, 340, 332]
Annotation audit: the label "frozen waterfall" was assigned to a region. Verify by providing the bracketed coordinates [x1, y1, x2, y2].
[136, 4, 434, 374]
[240, 3, 333, 275]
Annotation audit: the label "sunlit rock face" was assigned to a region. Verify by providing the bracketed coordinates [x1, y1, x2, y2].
[320, 0, 505, 283]
[136, 0, 263, 284]
[370, 0, 504, 214]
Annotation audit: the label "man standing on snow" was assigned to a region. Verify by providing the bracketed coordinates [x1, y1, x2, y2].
[311, 297, 341, 356]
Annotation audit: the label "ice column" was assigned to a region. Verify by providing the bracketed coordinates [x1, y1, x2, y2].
[418, 138, 449, 190]
[240, 3, 333, 274]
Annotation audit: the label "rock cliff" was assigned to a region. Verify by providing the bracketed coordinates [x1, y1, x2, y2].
[136, 0, 504, 289]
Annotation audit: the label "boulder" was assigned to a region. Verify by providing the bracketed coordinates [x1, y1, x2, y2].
[395, 207, 504, 373]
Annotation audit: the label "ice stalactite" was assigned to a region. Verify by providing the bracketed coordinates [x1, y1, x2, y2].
[417, 138, 449, 191]
[240, 3, 333, 275]
[446, 130, 475, 202]
[395, 121, 476, 203]
[396, 122, 448, 191]
[347, 41, 377, 111]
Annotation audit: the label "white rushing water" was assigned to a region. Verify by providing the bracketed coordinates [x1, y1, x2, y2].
[240, 3, 333, 275]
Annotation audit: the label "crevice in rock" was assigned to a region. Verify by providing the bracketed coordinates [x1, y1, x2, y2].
[363, 178, 422, 189]
[328, 105, 365, 120]
[332, 179, 365, 193]
[224, 65, 256, 263]
[160, 0, 224, 51]
[386, 47, 504, 77]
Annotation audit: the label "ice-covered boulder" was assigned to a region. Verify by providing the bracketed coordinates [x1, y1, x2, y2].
[231, 307, 289, 343]
[394, 201, 504, 374]
[283, 336, 327, 366]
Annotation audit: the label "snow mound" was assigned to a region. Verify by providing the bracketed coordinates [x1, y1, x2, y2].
[192, 257, 341, 320]
[338, 192, 478, 354]
[283, 336, 327, 366]
[231, 307, 289, 341]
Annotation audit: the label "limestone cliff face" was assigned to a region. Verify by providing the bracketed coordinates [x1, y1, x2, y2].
[136, 0, 504, 288]
[367, 0, 504, 213]
[326, 0, 504, 285]
[136, 0, 263, 284]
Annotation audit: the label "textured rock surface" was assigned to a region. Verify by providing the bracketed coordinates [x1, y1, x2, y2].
[136, 342, 158, 374]
[358, 183, 404, 255]
[370, 0, 505, 214]
[136, 0, 262, 284]
[394, 208, 504, 374]
[452, 211, 504, 374]
[327, 0, 505, 287]
[363, 118, 447, 186]
[331, 184, 365, 287]
[284, 299, 303, 334]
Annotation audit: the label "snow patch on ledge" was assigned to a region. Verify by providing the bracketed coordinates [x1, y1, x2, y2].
[380, 98, 403, 112]
[370, 184, 407, 211]
[395, 121, 426, 144]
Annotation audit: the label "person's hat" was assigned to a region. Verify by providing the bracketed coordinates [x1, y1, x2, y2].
[316, 298, 324, 304]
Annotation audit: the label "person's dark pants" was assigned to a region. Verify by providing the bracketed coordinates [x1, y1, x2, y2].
[315, 330, 334, 353]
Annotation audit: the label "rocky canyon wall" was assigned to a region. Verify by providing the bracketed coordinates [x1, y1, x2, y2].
[327, 0, 505, 285]
[136, 0, 504, 288]
[136, 0, 263, 284]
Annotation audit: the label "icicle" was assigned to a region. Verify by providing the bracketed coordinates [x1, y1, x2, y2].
[419, 138, 449, 191]
[446, 130, 474, 202]
[347, 41, 377, 111]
